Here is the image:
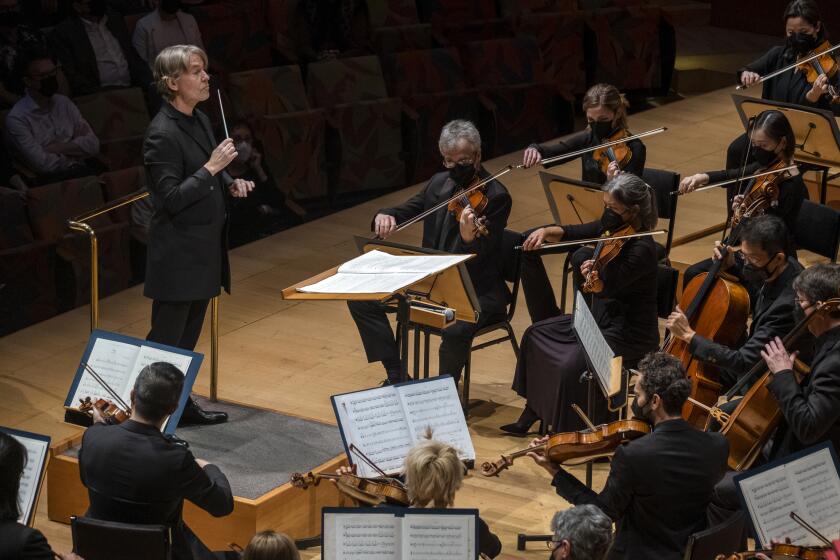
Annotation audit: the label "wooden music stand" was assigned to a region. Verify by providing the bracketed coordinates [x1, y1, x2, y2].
[732, 94, 840, 203]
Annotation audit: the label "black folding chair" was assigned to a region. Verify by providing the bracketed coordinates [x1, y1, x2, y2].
[683, 512, 746, 560]
[794, 199, 840, 262]
[71, 516, 171, 560]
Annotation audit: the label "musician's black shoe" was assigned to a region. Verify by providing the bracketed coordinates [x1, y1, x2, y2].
[500, 406, 539, 436]
[180, 398, 227, 426]
[163, 433, 190, 449]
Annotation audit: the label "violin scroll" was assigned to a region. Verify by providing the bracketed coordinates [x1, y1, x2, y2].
[290, 472, 320, 489]
[480, 455, 516, 477]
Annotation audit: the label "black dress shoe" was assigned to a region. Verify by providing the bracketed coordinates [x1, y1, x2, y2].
[180, 398, 228, 426]
[500, 406, 539, 436]
[163, 433, 190, 449]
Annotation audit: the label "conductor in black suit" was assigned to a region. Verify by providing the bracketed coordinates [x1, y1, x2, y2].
[347, 119, 512, 386]
[529, 353, 729, 560]
[143, 45, 253, 425]
[79, 362, 235, 560]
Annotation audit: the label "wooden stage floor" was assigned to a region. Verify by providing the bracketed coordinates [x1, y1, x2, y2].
[2, 86, 836, 558]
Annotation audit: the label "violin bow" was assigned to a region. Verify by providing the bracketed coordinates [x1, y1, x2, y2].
[671, 165, 799, 196]
[790, 511, 833, 546]
[539, 127, 668, 166]
[349, 443, 406, 487]
[515, 229, 667, 252]
[81, 362, 131, 411]
[736, 43, 840, 91]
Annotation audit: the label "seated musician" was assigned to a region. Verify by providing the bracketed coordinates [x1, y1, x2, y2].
[548, 505, 614, 560]
[678, 109, 807, 290]
[529, 353, 729, 560]
[0, 432, 83, 560]
[79, 362, 235, 560]
[519, 83, 647, 323]
[347, 119, 512, 386]
[501, 173, 660, 435]
[241, 530, 300, 560]
[665, 215, 802, 392]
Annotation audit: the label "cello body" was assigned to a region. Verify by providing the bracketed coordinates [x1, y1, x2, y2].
[665, 271, 750, 428]
[720, 369, 784, 470]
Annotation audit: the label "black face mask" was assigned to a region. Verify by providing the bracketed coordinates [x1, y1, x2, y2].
[793, 303, 808, 324]
[600, 207, 625, 233]
[0, 10, 20, 28]
[589, 120, 614, 142]
[38, 75, 59, 98]
[160, 0, 181, 14]
[742, 257, 778, 285]
[787, 31, 818, 55]
[631, 396, 652, 424]
[88, 0, 108, 18]
[448, 162, 476, 187]
[751, 145, 779, 167]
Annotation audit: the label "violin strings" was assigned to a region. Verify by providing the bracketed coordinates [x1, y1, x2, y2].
[82, 363, 130, 411]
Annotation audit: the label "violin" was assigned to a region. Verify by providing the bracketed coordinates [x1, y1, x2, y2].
[592, 128, 632, 176]
[77, 396, 131, 424]
[581, 223, 635, 294]
[447, 176, 489, 237]
[731, 159, 790, 228]
[796, 40, 840, 103]
[716, 542, 829, 560]
[290, 471, 410, 506]
[480, 418, 650, 477]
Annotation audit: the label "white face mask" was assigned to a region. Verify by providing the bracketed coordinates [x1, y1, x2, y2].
[234, 141, 252, 163]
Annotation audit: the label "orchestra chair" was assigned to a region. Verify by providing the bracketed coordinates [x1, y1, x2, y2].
[410, 228, 523, 413]
[793, 199, 840, 263]
[71, 516, 171, 560]
[682, 511, 746, 560]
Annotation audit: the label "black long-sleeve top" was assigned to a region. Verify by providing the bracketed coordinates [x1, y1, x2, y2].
[530, 129, 646, 184]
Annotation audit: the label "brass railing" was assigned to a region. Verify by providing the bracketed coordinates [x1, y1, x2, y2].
[68, 190, 220, 401]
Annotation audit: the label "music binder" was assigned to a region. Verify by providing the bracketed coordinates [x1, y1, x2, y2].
[0, 426, 50, 527]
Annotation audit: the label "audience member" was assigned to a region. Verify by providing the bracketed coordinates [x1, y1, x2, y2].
[5, 49, 103, 184]
[549, 505, 614, 560]
[132, 0, 204, 67]
[49, 0, 152, 96]
[287, 0, 370, 64]
[242, 531, 300, 560]
[0, 0, 49, 107]
[0, 432, 83, 560]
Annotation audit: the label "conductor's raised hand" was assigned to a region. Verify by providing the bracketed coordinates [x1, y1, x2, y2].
[204, 138, 237, 176]
[522, 146, 542, 168]
[229, 178, 253, 198]
[373, 213, 397, 239]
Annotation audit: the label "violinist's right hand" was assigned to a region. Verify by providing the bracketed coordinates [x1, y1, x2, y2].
[678, 173, 710, 194]
[712, 241, 735, 271]
[741, 70, 761, 87]
[522, 147, 543, 168]
[373, 213, 397, 239]
[195, 458, 210, 468]
[204, 138, 237, 176]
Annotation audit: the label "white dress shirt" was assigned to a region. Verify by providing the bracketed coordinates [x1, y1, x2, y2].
[81, 15, 131, 87]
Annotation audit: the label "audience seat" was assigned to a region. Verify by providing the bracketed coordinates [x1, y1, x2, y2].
[368, 0, 422, 27]
[416, 0, 498, 23]
[189, 0, 272, 73]
[101, 166, 149, 278]
[372, 24, 433, 53]
[74, 87, 149, 170]
[306, 56, 406, 195]
[518, 12, 587, 97]
[498, 0, 577, 16]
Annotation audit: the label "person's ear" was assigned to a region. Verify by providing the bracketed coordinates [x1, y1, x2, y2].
[559, 540, 572, 559]
[166, 75, 178, 93]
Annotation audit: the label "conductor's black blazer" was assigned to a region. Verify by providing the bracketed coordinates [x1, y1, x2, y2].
[143, 102, 232, 301]
[79, 420, 234, 560]
[552, 419, 729, 560]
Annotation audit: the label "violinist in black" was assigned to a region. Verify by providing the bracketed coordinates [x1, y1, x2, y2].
[679, 109, 807, 291]
[519, 83, 647, 323]
[726, 0, 839, 170]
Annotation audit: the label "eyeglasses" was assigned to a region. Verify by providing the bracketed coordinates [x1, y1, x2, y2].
[442, 158, 475, 169]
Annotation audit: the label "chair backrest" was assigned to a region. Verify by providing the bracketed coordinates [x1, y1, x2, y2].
[794, 199, 840, 262]
[368, 0, 421, 27]
[656, 263, 678, 319]
[642, 167, 680, 258]
[189, 1, 272, 72]
[71, 516, 171, 560]
[307, 55, 390, 108]
[227, 65, 310, 119]
[0, 188, 35, 250]
[100, 167, 147, 224]
[683, 512, 746, 560]
[462, 36, 545, 87]
[26, 176, 108, 242]
[74, 87, 150, 141]
[380, 47, 469, 97]
[500, 229, 523, 320]
[416, 0, 498, 23]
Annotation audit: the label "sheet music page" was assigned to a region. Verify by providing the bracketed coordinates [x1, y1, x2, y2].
[299, 271, 429, 294]
[323, 512, 400, 560]
[789, 447, 840, 545]
[12, 434, 49, 524]
[573, 290, 616, 397]
[69, 337, 140, 406]
[122, 345, 193, 404]
[396, 378, 475, 462]
[335, 387, 414, 477]
[402, 513, 475, 560]
[740, 467, 805, 547]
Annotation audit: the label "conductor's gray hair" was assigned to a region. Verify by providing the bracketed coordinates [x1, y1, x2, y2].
[603, 173, 658, 232]
[438, 120, 481, 153]
[551, 505, 614, 560]
[153, 44, 208, 101]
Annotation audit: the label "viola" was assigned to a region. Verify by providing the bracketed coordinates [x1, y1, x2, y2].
[716, 542, 829, 560]
[592, 127, 632, 176]
[581, 223, 636, 294]
[480, 418, 650, 477]
[290, 471, 410, 506]
[731, 159, 790, 228]
[77, 396, 131, 424]
[447, 176, 490, 237]
[797, 40, 840, 103]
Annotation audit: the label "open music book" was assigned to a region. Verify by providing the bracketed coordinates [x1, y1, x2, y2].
[0, 427, 50, 526]
[332, 376, 475, 477]
[64, 330, 203, 434]
[735, 442, 840, 547]
[297, 249, 471, 294]
[322, 507, 479, 560]
[573, 290, 623, 400]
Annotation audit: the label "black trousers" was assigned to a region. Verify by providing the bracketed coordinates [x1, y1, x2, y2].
[347, 300, 504, 384]
[147, 299, 210, 351]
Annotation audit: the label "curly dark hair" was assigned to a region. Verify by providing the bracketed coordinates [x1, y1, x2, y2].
[637, 353, 691, 416]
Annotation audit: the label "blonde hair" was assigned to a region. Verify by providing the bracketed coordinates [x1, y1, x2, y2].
[403, 430, 464, 508]
[242, 531, 299, 560]
[582, 83, 629, 130]
[153, 44, 208, 101]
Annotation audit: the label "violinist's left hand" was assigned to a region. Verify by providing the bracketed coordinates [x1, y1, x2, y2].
[229, 178, 254, 198]
[761, 336, 798, 375]
[90, 403, 106, 425]
[459, 206, 478, 244]
[580, 259, 595, 278]
[526, 435, 559, 477]
[336, 464, 357, 477]
[809, 73, 830, 100]
[665, 306, 696, 343]
[606, 160, 621, 181]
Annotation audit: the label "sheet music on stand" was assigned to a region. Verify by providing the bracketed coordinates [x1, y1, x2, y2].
[572, 290, 624, 408]
[0, 426, 50, 527]
[735, 441, 840, 548]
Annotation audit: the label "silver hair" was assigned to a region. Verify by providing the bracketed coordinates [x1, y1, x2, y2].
[438, 120, 481, 153]
[551, 505, 614, 560]
[603, 172, 658, 231]
[153, 44, 208, 101]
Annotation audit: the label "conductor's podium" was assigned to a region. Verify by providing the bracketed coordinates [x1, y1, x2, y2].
[46, 397, 347, 549]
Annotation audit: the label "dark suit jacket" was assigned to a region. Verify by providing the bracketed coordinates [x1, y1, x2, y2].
[768, 325, 840, 458]
[552, 419, 729, 560]
[79, 420, 234, 560]
[143, 102, 233, 301]
[49, 11, 151, 96]
[376, 168, 512, 316]
[0, 521, 54, 560]
[690, 258, 803, 388]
